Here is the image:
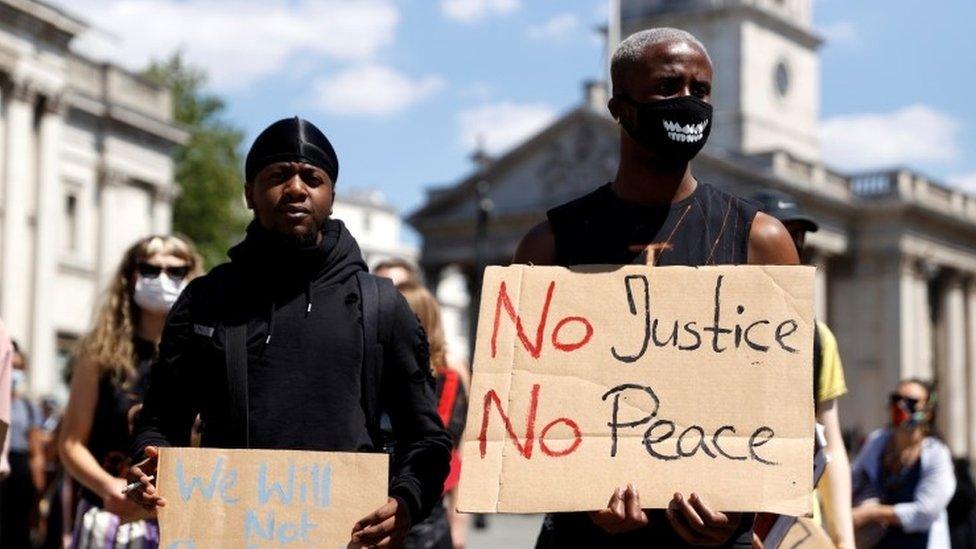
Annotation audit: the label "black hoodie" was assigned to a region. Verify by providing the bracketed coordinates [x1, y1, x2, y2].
[132, 219, 451, 521]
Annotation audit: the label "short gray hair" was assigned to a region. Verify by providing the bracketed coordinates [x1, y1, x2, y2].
[610, 28, 710, 95]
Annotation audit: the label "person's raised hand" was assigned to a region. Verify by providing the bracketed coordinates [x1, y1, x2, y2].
[125, 446, 166, 511]
[102, 477, 153, 523]
[350, 497, 412, 548]
[666, 492, 742, 546]
[588, 484, 649, 534]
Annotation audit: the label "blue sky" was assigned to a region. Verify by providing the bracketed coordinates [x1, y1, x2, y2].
[71, 0, 976, 221]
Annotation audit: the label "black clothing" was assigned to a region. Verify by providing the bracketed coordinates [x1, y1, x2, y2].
[949, 458, 976, 549]
[81, 338, 154, 507]
[879, 458, 928, 548]
[245, 117, 339, 184]
[0, 452, 34, 548]
[538, 181, 758, 548]
[547, 181, 757, 266]
[132, 220, 452, 522]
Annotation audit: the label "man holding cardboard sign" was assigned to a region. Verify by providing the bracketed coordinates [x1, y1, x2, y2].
[126, 118, 451, 548]
[510, 28, 803, 547]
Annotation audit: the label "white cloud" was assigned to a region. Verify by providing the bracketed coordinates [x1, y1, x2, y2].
[820, 105, 961, 171]
[69, 0, 399, 91]
[313, 65, 445, 117]
[440, 0, 520, 23]
[949, 172, 976, 193]
[527, 13, 581, 42]
[458, 102, 556, 155]
[819, 20, 859, 47]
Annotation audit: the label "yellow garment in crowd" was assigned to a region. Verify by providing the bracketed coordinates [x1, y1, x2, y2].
[812, 321, 847, 527]
[816, 321, 848, 404]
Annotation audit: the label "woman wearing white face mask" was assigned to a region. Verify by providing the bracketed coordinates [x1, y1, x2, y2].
[60, 235, 201, 548]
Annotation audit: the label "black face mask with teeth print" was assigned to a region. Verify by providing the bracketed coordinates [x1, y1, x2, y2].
[617, 94, 713, 164]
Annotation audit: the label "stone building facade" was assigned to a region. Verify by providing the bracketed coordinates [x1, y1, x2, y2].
[409, 0, 976, 458]
[0, 0, 186, 397]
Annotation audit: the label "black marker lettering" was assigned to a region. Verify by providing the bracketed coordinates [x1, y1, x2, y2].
[611, 276, 650, 363]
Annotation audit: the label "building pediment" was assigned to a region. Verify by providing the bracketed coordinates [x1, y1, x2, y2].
[409, 106, 620, 229]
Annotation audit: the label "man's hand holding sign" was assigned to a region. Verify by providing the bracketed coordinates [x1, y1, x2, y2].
[456, 266, 814, 541]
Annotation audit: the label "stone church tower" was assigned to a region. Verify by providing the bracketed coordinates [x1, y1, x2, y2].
[617, 0, 822, 162]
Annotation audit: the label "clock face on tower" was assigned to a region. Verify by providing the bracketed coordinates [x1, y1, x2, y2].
[774, 58, 791, 98]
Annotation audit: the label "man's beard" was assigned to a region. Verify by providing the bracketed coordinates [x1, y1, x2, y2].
[273, 218, 327, 250]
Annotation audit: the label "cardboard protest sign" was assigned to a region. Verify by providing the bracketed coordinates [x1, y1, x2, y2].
[157, 448, 388, 548]
[457, 265, 815, 516]
[778, 518, 835, 549]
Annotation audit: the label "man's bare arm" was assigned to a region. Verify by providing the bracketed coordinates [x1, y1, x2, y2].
[513, 221, 557, 265]
[747, 212, 799, 265]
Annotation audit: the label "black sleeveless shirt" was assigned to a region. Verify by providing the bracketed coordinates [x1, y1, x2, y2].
[538, 181, 758, 548]
[548, 181, 757, 267]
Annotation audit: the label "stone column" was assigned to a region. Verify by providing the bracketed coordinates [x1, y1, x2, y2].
[811, 251, 829, 321]
[29, 96, 64, 395]
[95, 168, 128, 287]
[914, 261, 934, 380]
[966, 277, 976, 462]
[435, 264, 472, 366]
[898, 258, 918, 379]
[152, 184, 178, 235]
[0, 82, 36, 346]
[938, 272, 967, 456]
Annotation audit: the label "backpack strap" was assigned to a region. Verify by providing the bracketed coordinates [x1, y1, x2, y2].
[357, 271, 382, 447]
[216, 265, 250, 449]
[225, 322, 249, 448]
[356, 271, 399, 449]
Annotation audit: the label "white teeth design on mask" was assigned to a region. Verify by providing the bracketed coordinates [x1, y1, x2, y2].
[662, 119, 708, 142]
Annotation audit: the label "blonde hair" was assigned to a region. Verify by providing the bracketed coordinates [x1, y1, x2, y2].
[396, 281, 447, 376]
[77, 235, 203, 385]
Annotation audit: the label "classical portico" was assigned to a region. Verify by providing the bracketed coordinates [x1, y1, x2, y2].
[0, 0, 186, 396]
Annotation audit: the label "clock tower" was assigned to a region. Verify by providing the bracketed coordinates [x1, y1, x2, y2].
[617, 0, 823, 162]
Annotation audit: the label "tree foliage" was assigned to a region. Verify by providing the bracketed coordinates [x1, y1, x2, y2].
[143, 53, 248, 268]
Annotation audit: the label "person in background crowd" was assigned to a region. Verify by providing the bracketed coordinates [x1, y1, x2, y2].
[397, 281, 470, 549]
[37, 394, 67, 549]
[0, 317, 12, 476]
[947, 457, 976, 548]
[515, 27, 799, 547]
[375, 258, 424, 287]
[126, 117, 451, 548]
[752, 190, 855, 548]
[60, 235, 203, 548]
[1, 341, 47, 548]
[852, 378, 955, 548]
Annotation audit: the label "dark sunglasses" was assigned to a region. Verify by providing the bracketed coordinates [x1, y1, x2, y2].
[889, 393, 921, 410]
[137, 262, 190, 281]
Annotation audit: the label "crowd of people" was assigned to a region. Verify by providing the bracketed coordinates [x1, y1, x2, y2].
[0, 26, 974, 549]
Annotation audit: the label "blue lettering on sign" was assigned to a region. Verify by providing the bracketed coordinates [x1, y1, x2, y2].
[175, 456, 239, 504]
[243, 509, 317, 546]
[257, 461, 296, 505]
[166, 541, 196, 549]
[320, 463, 331, 508]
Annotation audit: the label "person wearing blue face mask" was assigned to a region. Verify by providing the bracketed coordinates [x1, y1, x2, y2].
[59, 235, 202, 549]
[0, 340, 46, 548]
[516, 27, 798, 548]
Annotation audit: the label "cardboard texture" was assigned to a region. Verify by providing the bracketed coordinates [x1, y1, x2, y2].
[157, 448, 388, 548]
[457, 265, 815, 516]
[778, 518, 835, 549]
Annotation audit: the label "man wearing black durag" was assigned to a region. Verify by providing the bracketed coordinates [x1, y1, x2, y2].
[127, 117, 452, 547]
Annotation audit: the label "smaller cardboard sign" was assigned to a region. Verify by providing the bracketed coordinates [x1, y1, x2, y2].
[778, 518, 834, 549]
[157, 448, 388, 549]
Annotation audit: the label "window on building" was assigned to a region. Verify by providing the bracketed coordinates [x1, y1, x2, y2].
[56, 333, 79, 384]
[64, 191, 78, 252]
[364, 212, 373, 233]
